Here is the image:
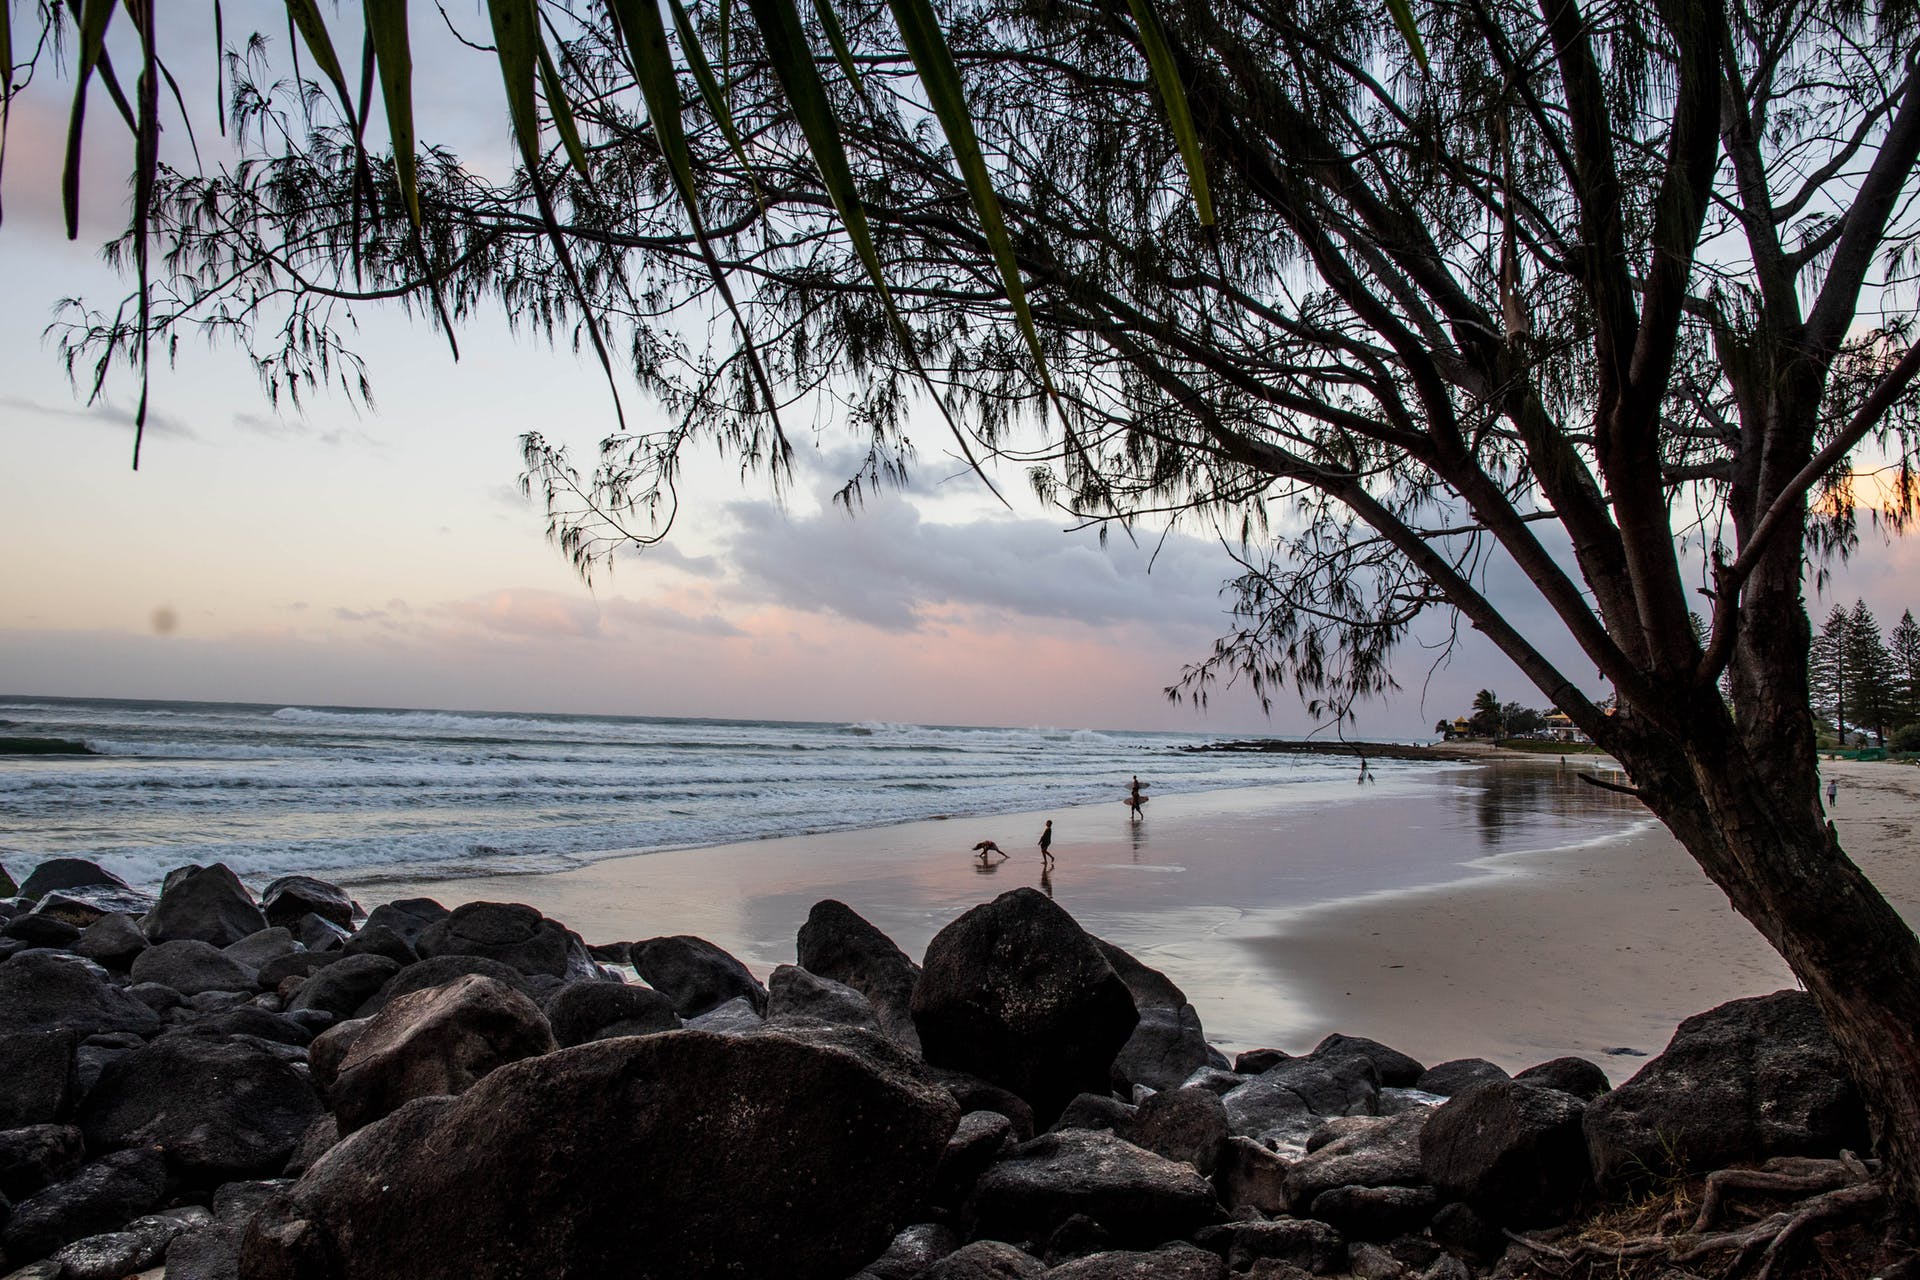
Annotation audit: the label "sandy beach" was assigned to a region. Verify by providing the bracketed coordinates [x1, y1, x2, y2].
[342, 755, 1920, 1082]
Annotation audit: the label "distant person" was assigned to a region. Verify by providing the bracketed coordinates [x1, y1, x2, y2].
[1126, 775, 1149, 819]
[1038, 819, 1054, 867]
[1827, 778, 1838, 807]
[972, 839, 1008, 866]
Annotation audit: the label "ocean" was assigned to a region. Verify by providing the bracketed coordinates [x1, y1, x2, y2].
[0, 695, 1406, 890]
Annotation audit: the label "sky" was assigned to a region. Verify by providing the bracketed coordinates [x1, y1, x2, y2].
[2, 6, 1915, 737]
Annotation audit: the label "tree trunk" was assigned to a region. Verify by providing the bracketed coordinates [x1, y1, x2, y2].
[1617, 712, 1920, 1210]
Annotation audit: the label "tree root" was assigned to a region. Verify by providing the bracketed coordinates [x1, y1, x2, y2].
[1503, 1157, 1885, 1280]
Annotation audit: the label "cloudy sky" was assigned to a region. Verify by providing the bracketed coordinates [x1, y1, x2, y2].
[2, 7, 1914, 737]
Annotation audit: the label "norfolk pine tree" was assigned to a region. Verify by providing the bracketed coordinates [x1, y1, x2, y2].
[12, 0, 1920, 1213]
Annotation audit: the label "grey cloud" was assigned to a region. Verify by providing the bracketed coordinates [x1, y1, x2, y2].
[333, 607, 389, 623]
[600, 598, 746, 638]
[1, 394, 198, 441]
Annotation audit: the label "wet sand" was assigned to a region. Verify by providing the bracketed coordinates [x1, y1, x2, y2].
[347, 756, 1920, 1080]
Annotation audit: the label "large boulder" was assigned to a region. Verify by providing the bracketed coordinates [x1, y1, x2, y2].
[1285, 1107, 1429, 1206]
[1049, 1242, 1227, 1279]
[128, 939, 258, 995]
[1309, 1035, 1426, 1088]
[329, 974, 558, 1133]
[1513, 1057, 1612, 1101]
[77, 1035, 326, 1184]
[28, 885, 157, 929]
[967, 1129, 1219, 1249]
[1221, 1055, 1380, 1156]
[543, 979, 681, 1047]
[1422, 1079, 1589, 1226]
[241, 1029, 960, 1280]
[912, 889, 1139, 1127]
[0, 1148, 167, 1265]
[224, 926, 299, 971]
[287, 954, 403, 1020]
[1583, 990, 1869, 1195]
[3, 913, 80, 947]
[1098, 943, 1212, 1094]
[358, 898, 449, 947]
[1414, 1059, 1509, 1097]
[0, 1031, 79, 1130]
[142, 864, 268, 948]
[261, 876, 357, 931]
[918, 1240, 1046, 1279]
[0, 1125, 86, 1202]
[415, 902, 593, 980]
[797, 899, 923, 1052]
[1115, 1086, 1230, 1175]
[631, 935, 770, 1018]
[359, 954, 529, 1016]
[0, 951, 161, 1038]
[72, 914, 149, 969]
[17, 860, 129, 903]
[768, 964, 883, 1032]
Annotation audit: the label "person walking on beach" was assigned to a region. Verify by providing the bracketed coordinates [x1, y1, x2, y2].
[1038, 819, 1054, 867]
[1126, 775, 1149, 820]
[1827, 778, 1838, 807]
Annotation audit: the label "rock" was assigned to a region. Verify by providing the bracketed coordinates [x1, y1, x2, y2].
[1053, 1093, 1135, 1134]
[129, 939, 258, 995]
[1412, 1059, 1508, 1097]
[966, 1129, 1219, 1249]
[242, 1029, 959, 1280]
[1049, 1242, 1228, 1279]
[1182, 1067, 1247, 1096]
[257, 951, 337, 989]
[1287, 1108, 1429, 1205]
[683, 994, 766, 1033]
[630, 935, 769, 1018]
[3, 913, 82, 948]
[1427, 1201, 1502, 1259]
[284, 1115, 340, 1178]
[358, 898, 448, 947]
[932, 1068, 1038, 1141]
[797, 900, 923, 1052]
[307, 1020, 370, 1092]
[586, 940, 632, 966]
[212, 1179, 290, 1224]
[181, 1004, 313, 1050]
[932, 1111, 1015, 1211]
[0, 1033, 78, 1131]
[1309, 1184, 1440, 1240]
[330, 974, 557, 1133]
[415, 902, 593, 981]
[49, 1212, 187, 1280]
[767, 964, 883, 1031]
[286, 955, 402, 1021]
[1235, 1048, 1290, 1074]
[913, 889, 1139, 1127]
[1378, 1087, 1448, 1116]
[261, 877, 357, 931]
[1211, 1135, 1291, 1215]
[72, 914, 148, 968]
[359, 954, 535, 1017]
[543, 979, 681, 1047]
[1201, 1219, 1346, 1275]
[224, 927, 298, 972]
[16, 861, 129, 903]
[1310, 1035, 1426, 1088]
[1111, 1004, 1213, 1095]
[1116, 1086, 1230, 1174]
[850, 1221, 960, 1279]
[77, 1035, 325, 1184]
[0, 1127, 85, 1202]
[1512, 1057, 1612, 1101]
[143, 865, 268, 948]
[0, 952, 160, 1038]
[0, 861, 12, 897]
[1583, 990, 1867, 1196]
[0, 1148, 166, 1264]
[1420, 1079, 1588, 1226]
[918, 1240, 1047, 1279]
[291, 913, 350, 952]
[29, 886, 156, 929]
[165, 1223, 244, 1280]
[338, 923, 416, 966]
[1222, 1055, 1380, 1157]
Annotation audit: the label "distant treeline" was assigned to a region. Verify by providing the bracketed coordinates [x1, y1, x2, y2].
[1811, 600, 1920, 749]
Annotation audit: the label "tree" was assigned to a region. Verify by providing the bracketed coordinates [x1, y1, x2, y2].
[1892, 611, 1920, 731]
[1811, 606, 1855, 740]
[14, 0, 1920, 1210]
[1468, 689, 1503, 738]
[1502, 702, 1546, 735]
[1846, 599, 1896, 746]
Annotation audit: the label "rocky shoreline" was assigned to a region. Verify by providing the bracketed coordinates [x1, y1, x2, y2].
[0, 855, 1904, 1279]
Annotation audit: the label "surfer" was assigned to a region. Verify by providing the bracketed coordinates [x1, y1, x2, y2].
[1126, 774, 1150, 820]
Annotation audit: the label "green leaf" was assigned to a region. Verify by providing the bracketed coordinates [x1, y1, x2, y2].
[666, 0, 761, 202]
[1123, 0, 1213, 226]
[537, 37, 592, 182]
[884, 0, 1051, 393]
[364, 0, 421, 226]
[62, 0, 118, 239]
[809, 0, 868, 102]
[486, 0, 542, 166]
[283, 0, 356, 107]
[1384, 0, 1429, 72]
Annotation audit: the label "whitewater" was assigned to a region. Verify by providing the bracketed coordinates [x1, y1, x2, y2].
[0, 696, 1392, 889]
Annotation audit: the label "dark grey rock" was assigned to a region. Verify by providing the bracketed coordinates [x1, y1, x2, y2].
[3, 914, 81, 948]
[1041, 1214, 1112, 1263]
[543, 978, 681, 1047]
[306, 1019, 369, 1092]
[0, 1032, 78, 1131]
[1427, 1201, 1502, 1259]
[130, 938, 258, 995]
[78, 1035, 326, 1184]
[224, 927, 299, 972]
[72, 914, 148, 969]
[0, 951, 160, 1038]
[931, 1111, 1014, 1211]
[1202, 1218, 1346, 1275]
[213, 1178, 291, 1224]
[1311, 1035, 1426, 1088]
[1583, 990, 1867, 1196]
[1052, 1092, 1135, 1134]
[1049, 1242, 1227, 1279]
[1210, 1135, 1290, 1215]
[125, 981, 183, 1014]
[358, 898, 448, 946]
[416, 901, 594, 981]
[261, 877, 357, 931]
[339, 923, 416, 966]
[631, 934, 769, 1018]
[1116, 1085, 1230, 1174]
[1412, 1059, 1509, 1097]
[797, 899, 922, 1052]
[284, 1114, 340, 1178]
[1111, 1004, 1213, 1095]
[359, 954, 534, 1018]
[49, 1212, 187, 1280]
[850, 1221, 959, 1279]
[29, 886, 155, 930]
[241, 1029, 960, 1280]
[913, 889, 1138, 1128]
[290, 913, 350, 952]
[767, 963, 882, 1031]
[143, 864, 268, 948]
[918, 1240, 1046, 1279]
[1222, 1055, 1380, 1157]
[966, 1129, 1219, 1249]
[0, 861, 12, 897]
[1287, 1108, 1429, 1205]
[287, 954, 402, 1020]
[1234, 1048, 1291, 1075]
[1421, 1079, 1588, 1226]
[330, 974, 557, 1133]
[257, 951, 339, 990]
[1309, 1184, 1440, 1240]
[164, 1223, 244, 1280]
[931, 1067, 1037, 1141]
[1512, 1057, 1612, 1101]
[182, 1004, 315, 1047]
[0, 1147, 167, 1264]
[683, 994, 765, 1034]
[1181, 1067, 1247, 1096]
[0, 1126, 85, 1201]
[17, 861, 129, 903]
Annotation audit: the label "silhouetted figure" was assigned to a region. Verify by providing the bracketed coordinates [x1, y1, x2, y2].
[1827, 778, 1838, 807]
[1038, 819, 1054, 867]
[1126, 774, 1149, 820]
[972, 839, 1008, 860]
